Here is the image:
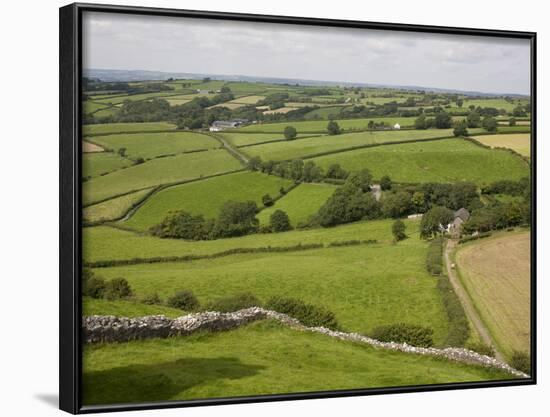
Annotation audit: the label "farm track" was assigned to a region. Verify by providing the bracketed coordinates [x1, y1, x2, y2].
[443, 239, 505, 362]
[206, 132, 250, 164]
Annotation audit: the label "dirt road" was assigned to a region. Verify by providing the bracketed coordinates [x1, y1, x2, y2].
[443, 239, 505, 362]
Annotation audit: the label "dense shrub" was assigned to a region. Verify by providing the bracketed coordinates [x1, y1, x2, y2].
[266, 296, 339, 330]
[104, 278, 133, 300]
[270, 209, 292, 232]
[284, 126, 297, 140]
[327, 120, 341, 135]
[426, 237, 444, 275]
[370, 323, 434, 347]
[205, 292, 261, 312]
[380, 175, 392, 191]
[262, 193, 274, 207]
[466, 341, 495, 357]
[392, 219, 407, 241]
[82, 275, 107, 299]
[167, 290, 200, 311]
[510, 351, 530, 374]
[141, 292, 162, 305]
[437, 276, 470, 346]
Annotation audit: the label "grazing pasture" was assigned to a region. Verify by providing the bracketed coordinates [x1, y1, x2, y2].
[262, 107, 296, 115]
[232, 95, 265, 104]
[455, 231, 531, 357]
[83, 188, 154, 223]
[90, 131, 219, 159]
[83, 218, 403, 263]
[91, 239, 450, 343]
[217, 132, 315, 147]
[311, 138, 529, 184]
[472, 134, 531, 157]
[257, 183, 337, 227]
[83, 149, 243, 205]
[83, 153, 130, 179]
[243, 129, 457, 161]
[83, 122, 177, 136]
[82, 320, 510, 406]
[124, 171, 292, 231]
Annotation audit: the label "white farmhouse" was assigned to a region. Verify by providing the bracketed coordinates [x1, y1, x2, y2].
[393, 123, 401, 130]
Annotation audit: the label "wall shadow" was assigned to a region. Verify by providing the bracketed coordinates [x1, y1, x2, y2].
[83, 356, 265, 406]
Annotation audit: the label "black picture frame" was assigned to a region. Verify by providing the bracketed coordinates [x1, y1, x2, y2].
[59, 3, 537, 414]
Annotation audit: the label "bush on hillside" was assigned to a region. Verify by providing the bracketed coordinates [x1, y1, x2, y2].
[82, 270, 107, 299]
[141, 292, 162, 305]
[466, 341, 495, 358]
[205, 292, 262, 312]
[266, 296, 339, 330]
[167, 290, 200, 311]
[270, 209, 292, 232]
[437, 276, 470, 346]
[104, 278, 133, 300]
[510, 351, 530, 374]
[370, 323, 434, 347]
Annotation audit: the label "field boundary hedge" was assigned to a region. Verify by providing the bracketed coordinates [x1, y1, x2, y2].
[84, 239, 382, 268]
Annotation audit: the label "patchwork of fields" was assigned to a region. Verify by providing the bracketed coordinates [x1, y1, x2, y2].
[81, 77, 532, 404]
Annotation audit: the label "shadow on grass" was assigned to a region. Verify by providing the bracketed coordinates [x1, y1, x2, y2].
[83, 356, 265, 406]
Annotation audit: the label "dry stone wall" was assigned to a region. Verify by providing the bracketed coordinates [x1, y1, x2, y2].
[83, 307, 529, 378]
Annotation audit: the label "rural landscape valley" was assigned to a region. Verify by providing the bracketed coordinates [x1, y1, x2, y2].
[80, 74, 532, 405]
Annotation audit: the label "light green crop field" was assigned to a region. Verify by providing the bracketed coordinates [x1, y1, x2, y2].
[90, 132, 219, 159]
[472, 134, 531, 157]
[223, 82, 268, 94]
[217, 132, 314, 147]
[231, 95, 266, 104]
[93, 91, 179, 105]
[83, 297, 184, 318]
[257, 183, 337, 227]
[83, 188, 154, 223]
[83, 218, 403, 263]
[91, 238, 450, 343]
[193, 80, 227, 90]
[453, 98, 529, 112]
[83, 149, 243, 205]
[303, 106, 347, 119]
[83, 101, 111, 114]
[123, 171, 293, 231]
[238, 117, 425, 133]
[243, 129, 457, 161]
[82, 153, 131, 179]
[311, 138, 529, 185]
[82, 320, 511, 405]
[83, 122, 177, 136]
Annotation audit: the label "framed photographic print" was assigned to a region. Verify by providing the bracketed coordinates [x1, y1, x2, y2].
[59, 2, 536, 413]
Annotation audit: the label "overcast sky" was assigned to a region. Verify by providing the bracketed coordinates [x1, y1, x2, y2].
[83, 12, 531, 95]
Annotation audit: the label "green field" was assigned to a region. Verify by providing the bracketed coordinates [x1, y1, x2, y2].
[455, 98, 529, 113]
[303, 106, 348, 119]
[83, 122, 177, 136]
[237, 117, 424, 133]
[82, 320, 511, 405]
[83, 153, 130, 179]
[93, 91, 180, 105]
[83, 188, 154, 223]
[83, 297, 185, 318]
[90, 132, 219, 159]
[257, 183, 337, 227]
[311, 138, 529, 184]
[243, 129, 461, 161]
[217, 132, 315, 147]
[83, 149, 243, 205]
[83, 218, 402, 263]
[91, 238, 449, 342]
[83, 101, 112, 114]
[123, 171, 293, 231]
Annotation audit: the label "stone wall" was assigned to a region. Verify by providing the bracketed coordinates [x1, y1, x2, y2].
[83, 307, 529, 378]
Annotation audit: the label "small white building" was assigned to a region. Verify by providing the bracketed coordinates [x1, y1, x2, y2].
[209, 119, 249, 132]
[393, 123, 401, 130]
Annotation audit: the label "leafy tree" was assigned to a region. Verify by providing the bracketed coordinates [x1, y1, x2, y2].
[345, 169, 373, 192]
[509, 117, 517, 126]
[482, 116, 498, 132]
[453, 120, 469, 137]
[512, 106, 527, 117]
[117, 147, 127, 157]
[247, 156, 263, 171]
[150, 210, 213, 240]
[284, 126, 297, 140]
[270, 209, 292, 232]
[381, 191, 411, 218]
[317, 184, 380, 227]
[380, 175, 392, 191]
[392, 220, 407, 241]
[220, 86, 232, 93]
[214, 200, 259, 238]
[456, 98, 464, 108]
[414, 114, 427, 130]
[167, 290, 200, 311]
[466, 111, 481, 128]
[420, 206, 454, 239]
[262, 194, 274, 207]
[411, 191, 426, 212]
[82, 270, 106, 299]
[434, 111, 452, 128]
[302, 161, 324, 182]
[289, 159, 304, 181]
[325, 163, 349, 179]
[260, 159, 275, 175]
[327, 120, 341, 135]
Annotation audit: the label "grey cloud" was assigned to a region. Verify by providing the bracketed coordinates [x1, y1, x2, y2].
[83, 12, 530, 95]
